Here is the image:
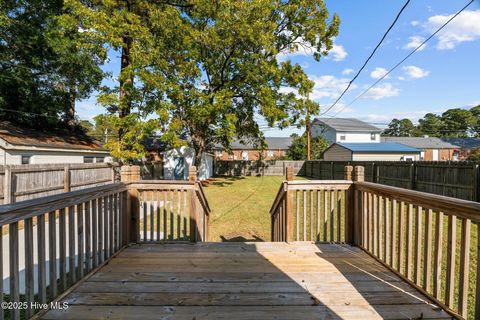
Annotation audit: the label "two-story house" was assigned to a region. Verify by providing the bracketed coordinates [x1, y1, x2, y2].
[311, 118, 382, 143]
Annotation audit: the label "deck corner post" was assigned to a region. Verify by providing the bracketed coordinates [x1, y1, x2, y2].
[189, 188, 197, 242]
[344, 166, 355, 244]
[189, 166, 197, 182]
[353, 166, 365, 246]
[121, 165, 141, 243]
[285, 166, 294, 181]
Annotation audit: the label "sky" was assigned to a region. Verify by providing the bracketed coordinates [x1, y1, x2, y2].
[77, 0, 480, 137]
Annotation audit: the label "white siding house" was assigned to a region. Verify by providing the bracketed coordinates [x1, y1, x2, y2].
[0, 122, 110, 165]
[162, 146, 213, 180]
[323, 143, 421, 161]
[312, 118, 382, 144]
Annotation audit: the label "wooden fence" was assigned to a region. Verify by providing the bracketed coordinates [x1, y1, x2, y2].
[214, 160, 305, 176]
[0, 163, 120, 205]
[304, 160, 480, 201]
[271, 165, 480, 320]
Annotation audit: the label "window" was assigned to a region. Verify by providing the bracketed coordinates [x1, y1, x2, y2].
[267, 150, 274, 157]
[84, 156, 94, 163]
[371, 133, 376, 141]
[96, 157, 105, 163]
[339, 135, 346, 141]
[21, 155, 31, 165]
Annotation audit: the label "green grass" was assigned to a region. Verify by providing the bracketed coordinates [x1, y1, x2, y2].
[203, 176, 306, 242]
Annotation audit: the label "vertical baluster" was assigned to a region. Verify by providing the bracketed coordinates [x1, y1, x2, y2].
[59, 208, 67, 291]
[157, 190, 162, 241]
[423, 208, 433, 292]
[0, 224, 3, 320]
[398, 202, 405, 273]
[310, 190, 314, 241]
[113, 193, 118, 250]
[406, 204, 413, 280]
[330, 190, 335, 242]
[372, 194, 377, 256]
[458, 218, 471, 318]
[367, 192, 372, 252]
[475, 223, 480, 319]
[48, 210, 57, 299]
[143, 192, 148, 241]
[337, 190, 347, 242]
[150, 191, 155, 241]
[317, 191, 320, 242]
[37, 214, 47, 304]
[24, 218, 34, 318]
[98, 197, 104, 264]
[445, 215, 457, 307]
[433, 211, 443, 299]
[177, 190, 181, 240]
[362, 192, 368, 248]
[85, 201, 91, 272]
[384, 197, 390, 263]
[92, 199, 98, 268]
[163, 191, 168, 241]
[377, 195, 382, 260]
[77, 203, 84, 279]
[109, 194, 114, 255]
[68, 205, 76, 285]
[9, 222, 19, 320]
[390, 199, 397, 268]
[103, 196, 109, 261]
[183, 190, 188, 240]
[324, 190, 328, 242]
[414, 205, 422, 285]
[170, 190, 174, 240]
[303, 190, 306, 241]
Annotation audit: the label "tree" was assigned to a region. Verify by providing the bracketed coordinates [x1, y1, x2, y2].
[285, 133, 329, 160]
[154, 1, 339, 167]
[470, 105, 480, 137]
[383, 118, 416, 137]
[416, 113, 443, 137]
[440, 108, 476, 138]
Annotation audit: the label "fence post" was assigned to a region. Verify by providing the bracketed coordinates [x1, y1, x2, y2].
[4, 165, 12, 204]
[354, 166, 365, 247]
[344, 166, 354, 244]
[121, 165, 141, 243]
[63, 165, 71, 192]
[189, 166, 198, 242]
[284, 167, 294, 242]
[410, 163, 416, 190]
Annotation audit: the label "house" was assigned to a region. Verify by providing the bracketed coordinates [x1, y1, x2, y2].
[442, 138, 480, 160]
[162, 146, 214, 180]
[0, 122, 110, 165]
[322, 143, 421, 161]
[381, 137, 460, 161]
[214, 137, 293, 160]
[311, 118, 382, 143]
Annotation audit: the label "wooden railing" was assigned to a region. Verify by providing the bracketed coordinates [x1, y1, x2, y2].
[271, 165, 480, 320]
[0, 168, 210, 320]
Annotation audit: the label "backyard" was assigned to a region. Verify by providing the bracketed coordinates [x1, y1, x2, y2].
[203, 176, 306, 242]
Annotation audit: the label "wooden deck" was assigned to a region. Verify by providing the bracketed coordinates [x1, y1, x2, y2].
[40, 242, 451, 320]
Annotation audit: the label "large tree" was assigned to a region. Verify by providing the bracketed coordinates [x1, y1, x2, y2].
[470, 105, 480, 137]
[440, 108, 476, 138]
[383, 118, 416, 137]
[416, 113, 443, 137]
[153, 1, 340, 167]
[285, 133, 329, 160]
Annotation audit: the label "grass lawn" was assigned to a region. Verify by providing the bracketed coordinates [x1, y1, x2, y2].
[203, 175, 306, 242]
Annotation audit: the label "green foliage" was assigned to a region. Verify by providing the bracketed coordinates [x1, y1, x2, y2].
[467, 148, 480, 161]
[383, 118, 416, 137]
[440, 108, 476, 138]
[285, 133, 329, 160]
[417, 113, 443, 137]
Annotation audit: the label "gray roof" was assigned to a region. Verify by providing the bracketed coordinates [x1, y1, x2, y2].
[442, 138, 480, 149]
[312, 118, 382, 133]
[334, 143, 421, 153]
[217, 137, 293, 150]
[381, 137, 459, 149]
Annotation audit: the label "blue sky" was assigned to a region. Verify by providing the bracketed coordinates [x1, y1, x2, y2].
[77, 0, 480, 137]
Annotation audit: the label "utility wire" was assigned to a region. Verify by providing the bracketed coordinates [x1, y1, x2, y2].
[320, 0, 412, 116]
[328, 0, 475, 118]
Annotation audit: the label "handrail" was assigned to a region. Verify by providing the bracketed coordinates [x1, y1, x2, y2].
[269, 182, 287, 214]
[355, 181, 480, 223]
[195, 181, 211, 214]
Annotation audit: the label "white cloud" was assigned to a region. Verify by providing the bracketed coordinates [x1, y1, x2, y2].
[424, 9, 480, 50]
[403, 65, 430, 79]
[403, 36, 427, 51]
[342, 68, 354, 75]
[362, 83, 400, 100]
[325, 44, 348, 61]
[398, 76, 406, 81]
[277, 38, 348, 62]
[370, 67, 389, 79]
[361, 110, 438, 123]
[411, 21, 420, 27]
[309, 75, 355, 100]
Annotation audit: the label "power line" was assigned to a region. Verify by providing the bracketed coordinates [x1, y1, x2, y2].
[320, 0, 411, 116]
[328, 0, 475, 118]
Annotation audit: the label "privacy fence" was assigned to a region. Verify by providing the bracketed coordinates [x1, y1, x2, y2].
[214, 160, 305, 176]
[304, 160, 480, 202]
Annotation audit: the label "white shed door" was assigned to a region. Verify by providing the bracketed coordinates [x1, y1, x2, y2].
[432, 149, 439, 161]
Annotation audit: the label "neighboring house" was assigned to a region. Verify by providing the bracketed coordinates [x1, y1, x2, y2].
[0, 122, 109, 165]
[442, 138, 480, 160]
[311, 118, 382, 144]
[214, 137, 293, 160]
[162, 146, 214, 180]
[322, 143, 421, 161]
[381, 137, 460, 161]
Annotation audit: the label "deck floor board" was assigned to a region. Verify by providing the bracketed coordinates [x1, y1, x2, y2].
[41, 242, 451, 320]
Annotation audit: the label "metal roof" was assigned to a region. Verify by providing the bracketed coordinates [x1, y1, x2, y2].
[442, 138, 480, 149]
[381, 137, 459, 149]
[335, 142, 421, 153]
[312, 118, 382, 133]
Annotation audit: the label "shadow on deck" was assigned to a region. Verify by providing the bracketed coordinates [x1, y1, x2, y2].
[40, 242, 449, 320]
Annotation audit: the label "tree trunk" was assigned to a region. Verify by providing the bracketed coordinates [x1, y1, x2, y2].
[66, 84, 76, 128]
[118, 35, 133, 139]
[191, 135, 206, 168]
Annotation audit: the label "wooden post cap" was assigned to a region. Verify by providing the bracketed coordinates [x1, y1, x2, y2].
[189, 166, 197, 182]
[120, 165, 141, 182]
[344, 165, 353, 181]
[354, 166, 365, 182]
[286, 166, 294, 181]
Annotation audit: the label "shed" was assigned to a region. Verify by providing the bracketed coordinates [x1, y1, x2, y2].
[322, 143, 422, 161]
[162, 146, 213, 180]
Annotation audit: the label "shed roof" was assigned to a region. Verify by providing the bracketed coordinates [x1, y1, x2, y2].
[334, 142, 421, 153]
[0, 121, 107, 151]
[381, 137, 459, 149]
[312, 118, 382, 133]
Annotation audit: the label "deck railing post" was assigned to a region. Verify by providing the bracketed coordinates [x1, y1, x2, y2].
[344, 166, 355, 245]
[285, 167, 293, 242]
[354, 166, 365, 247]
[189, 166, 198, 241]
[121, 165, 141, 243]
[4, 165, 12, 204]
